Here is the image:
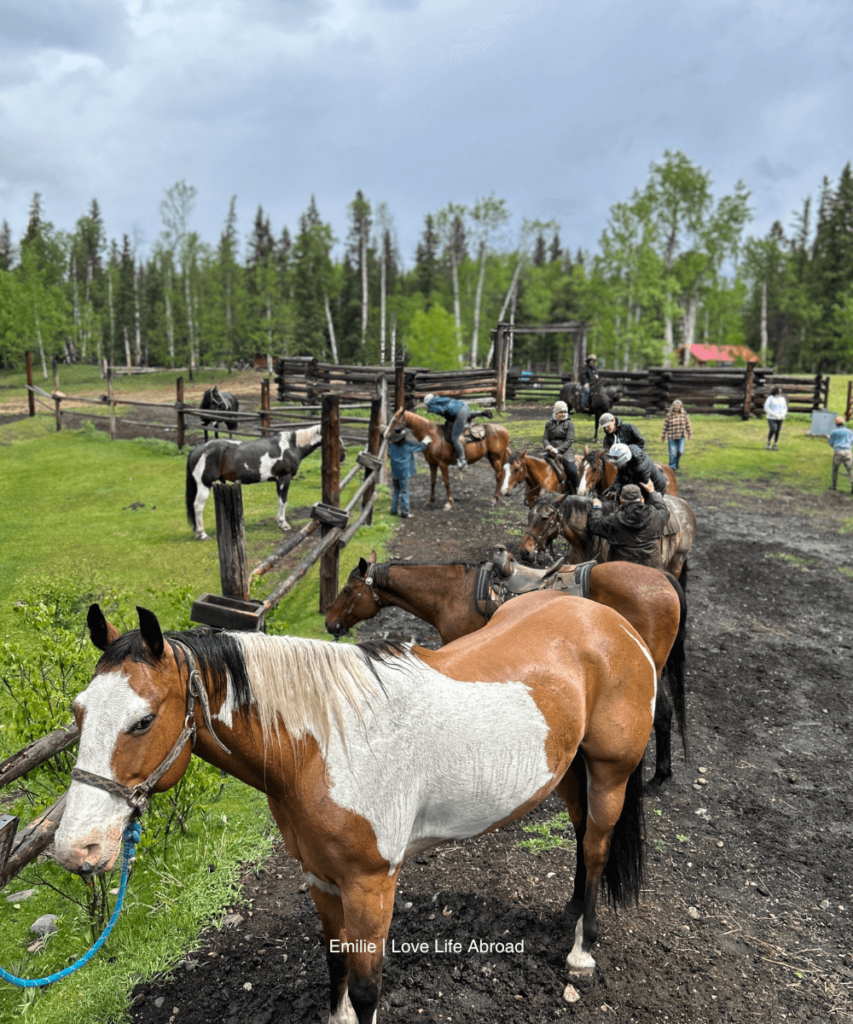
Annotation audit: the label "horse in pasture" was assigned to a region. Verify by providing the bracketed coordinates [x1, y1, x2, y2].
[500, 448, 579, 506]
[56, 596, 655, 1020]
[561, 381, 624, 440]
[577, 446, 678, 497]
[185, 423, 344, 540]
[520, 492, 695, 583]
[199, 385, 239, 441]
[402, 410, 512, 509]
[327, 551, 688, 789]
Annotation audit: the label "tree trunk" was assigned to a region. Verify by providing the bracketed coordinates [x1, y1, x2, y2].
[379, 249, 386, 364]
[184, 275, 195, 371]
[71, 257, 81, 359]
[450, 251, 462, 365]
[34, 302, 47, 378]
[760, 280, 768, 365]
[361, 226, 368, 354]
[133, 264, 143, 364]
[485, 259, 523, 366]
[390, 314, 396, 367]
[324, 292, 339, 364]
[470, 241, 486, 368]
[123, 325, 132, 370]
[108, 273, 116, 364]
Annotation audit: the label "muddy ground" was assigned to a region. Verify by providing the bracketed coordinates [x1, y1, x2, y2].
[35, 400, 853, 1023]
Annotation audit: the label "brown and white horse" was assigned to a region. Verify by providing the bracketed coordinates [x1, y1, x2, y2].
[402, 410, 512, 509]
[577, 446, 678, 498]
[56, 596, 656, 1021]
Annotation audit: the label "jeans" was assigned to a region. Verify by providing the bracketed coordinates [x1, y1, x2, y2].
[391, 477, 410, 516]
[667, 437, 686, 469]
[450, 407, 470, 464]
[832, 450, 853, 488]
[767, 420, 783, 445]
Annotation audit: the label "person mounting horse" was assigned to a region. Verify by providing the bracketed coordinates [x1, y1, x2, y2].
[542, 400, 580, 493]
[599, 411, 646, 451]
[579, 353, 599, 411]
[422, 392, 492, 471]
[606, 442, 668, 501]
[590, 482, 671, 571]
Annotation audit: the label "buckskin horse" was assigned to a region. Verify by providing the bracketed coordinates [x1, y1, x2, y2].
[577, 446, 678, 497]
[199, 385, 239, 442]
[56, 596, 655, 1021]
[326, 551, 688, 789]
[185, 423, 344, 540]
[520, 492, 696, 584]
[402, 410, 512, 509]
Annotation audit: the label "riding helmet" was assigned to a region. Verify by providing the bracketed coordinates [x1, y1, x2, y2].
[607, 443, 632, 468]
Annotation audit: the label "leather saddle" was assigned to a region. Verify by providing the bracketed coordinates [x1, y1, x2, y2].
[475, 547, 596, 609]
[440, 411, 492, 446]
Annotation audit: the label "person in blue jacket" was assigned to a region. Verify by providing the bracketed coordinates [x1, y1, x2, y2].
[387, 424, 428, 518]
[423, 393, 471, 470]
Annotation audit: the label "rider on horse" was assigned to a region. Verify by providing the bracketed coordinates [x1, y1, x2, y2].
[580, 354, 599, 411]
[589, 481, 671, 570]
[542, 400, 580, 493]
[606, 442, 668, 501]
[423, 393, 492, 472]
[599, 412, 646, 450]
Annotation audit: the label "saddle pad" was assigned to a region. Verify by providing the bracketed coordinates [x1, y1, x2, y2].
[661, 497, 681, 537]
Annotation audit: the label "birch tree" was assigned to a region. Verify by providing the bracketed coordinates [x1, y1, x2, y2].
[468, 194, 509, 366]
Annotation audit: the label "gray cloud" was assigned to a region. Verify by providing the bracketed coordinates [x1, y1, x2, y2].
[0, 0, 130, 64]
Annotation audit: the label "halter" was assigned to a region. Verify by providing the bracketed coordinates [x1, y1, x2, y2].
[331, 565, 385, 636]
[71, 643, 231, 814]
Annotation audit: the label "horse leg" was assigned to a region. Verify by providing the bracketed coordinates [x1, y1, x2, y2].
[489, 452, 503, 503]
[308, 886, 356, 1023]
[191, 463, 212, 541]
[338, 872, 399, 1023]
[276, 473, 293, 531]
[556, 757, 589, 940]
[428, 463, 437, 505]
[646, 683, 673, 791]
[440, 462, 453, 511]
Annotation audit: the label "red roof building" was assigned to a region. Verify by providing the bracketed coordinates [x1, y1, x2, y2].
[682, 343, 760, 365]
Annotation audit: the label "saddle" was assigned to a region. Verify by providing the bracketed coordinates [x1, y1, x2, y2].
[441, 420, 488, 444]
[474, 550, 596, 612]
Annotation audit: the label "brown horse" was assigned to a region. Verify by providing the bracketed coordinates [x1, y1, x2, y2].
[56, 596, 655, 1020]
[520, 492, 696, 582]
[402, 410, 512, 509]
[499, 449, 578, 507]
[327, 552, 688, 789]
[577, 446, 678, 497]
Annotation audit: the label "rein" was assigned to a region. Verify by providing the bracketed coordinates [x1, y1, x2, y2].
[332, 565, 386, 636]
[71, 643, 231, 813]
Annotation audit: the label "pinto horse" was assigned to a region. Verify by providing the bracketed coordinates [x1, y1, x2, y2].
[56, 596, 655, 1020]
[520, 492, 696, 583]
[402, 410, 512, 509]
[199, 385, 239, 442]
[327, 552, 688, 789]
[577, 446, 678, 497]
[185, 423, 344, 540]
[499, 449, 579, 507]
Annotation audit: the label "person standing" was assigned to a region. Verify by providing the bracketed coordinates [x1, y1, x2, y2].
[660, 399, 693, 470]
[764, 387, 788, 450]
[589, 480, 671, 570]
[387, 425, 428, 518]
[542, 400, 580, 492]
[828, 415, 853, 493]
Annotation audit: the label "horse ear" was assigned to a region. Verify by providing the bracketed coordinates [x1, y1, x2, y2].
[583, 444, 590, 455]
[136, 606, 165, 660]
[87, 604, 121, 651]
[212, 384, 220, 395]
[367, 550, 377, 565]
[357, 557, 369, 574]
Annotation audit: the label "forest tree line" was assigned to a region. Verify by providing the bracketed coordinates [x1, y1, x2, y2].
[1, 151, 852, 377]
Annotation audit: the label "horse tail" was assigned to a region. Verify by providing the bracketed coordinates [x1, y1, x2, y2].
[185, 450, 198, 528]
[602, 755, 645, 908]
[677, 559, 689, 595]
[662, 571, 689, 756]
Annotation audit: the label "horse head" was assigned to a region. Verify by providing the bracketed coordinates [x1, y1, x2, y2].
[55, 605, 195, 876]
[500, 447, 528, 496]
[577, 447, 606, 496]
[325, 552, 380, 638]
[519, 492, 562, 563]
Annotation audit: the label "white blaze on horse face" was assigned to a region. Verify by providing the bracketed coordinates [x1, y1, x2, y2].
[499, 460, 512, 495]
[577, 463, 592, 496]
[314, 657, 554, 874]
[619, 624, 657, 723]
[54, 671, 152, 873]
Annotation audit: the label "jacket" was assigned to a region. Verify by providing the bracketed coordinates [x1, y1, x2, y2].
[543, 416, 575, 455]
[828, 426, 853, 452]
[580, 364, 599, 387]
[602, 418, 646, 450]
[661, 408, 693, 441]
[388, 439, 428, 480]
[613, 447, 668, 496]
[425, 396, 468, 420]
[588, 492, 671, 569]
[764, 395, 788, 420]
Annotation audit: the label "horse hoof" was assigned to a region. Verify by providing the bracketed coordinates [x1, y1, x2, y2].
[568, 964, 595, 977]
[443, 502, 453, 511]
[196, 532, 209, 541]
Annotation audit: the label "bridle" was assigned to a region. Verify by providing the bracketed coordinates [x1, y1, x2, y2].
[330, 565, 385, 638]
[70, 642, 232, 814]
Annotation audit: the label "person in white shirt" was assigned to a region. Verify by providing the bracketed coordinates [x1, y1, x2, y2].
[763, 387, 788, 450]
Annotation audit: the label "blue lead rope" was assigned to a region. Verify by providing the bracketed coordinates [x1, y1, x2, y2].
[0, 822, 142, 989]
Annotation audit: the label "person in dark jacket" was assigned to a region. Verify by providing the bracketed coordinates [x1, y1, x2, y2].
[542, 400, 580, 492]
[423, 393, 471, 471]
[387, 425, 428, 518]
[607, 442, 667, 500]
[579, 354, 599, 411]
[599, 412, 646, 450]
[589, 481, 671, 570]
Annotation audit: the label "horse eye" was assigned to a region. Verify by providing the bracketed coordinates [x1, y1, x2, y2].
[129, 715, 155, 735]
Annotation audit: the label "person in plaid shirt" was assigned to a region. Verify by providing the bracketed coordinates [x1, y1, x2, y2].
[660, 399, 693, 470]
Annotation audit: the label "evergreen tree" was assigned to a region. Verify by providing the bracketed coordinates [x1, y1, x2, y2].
[533, 232, 547, 266]
[0, 220, 14, 270]
[292, 197, 334, 357]
[549, 231, 562, 264]
[415, 214, 439, 304]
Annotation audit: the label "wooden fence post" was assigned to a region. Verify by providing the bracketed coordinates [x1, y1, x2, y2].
[52, 358, 61, 431]
[107, 367, 116, 439]
[25, 351, 35, 417]
[742, 361, 756, 420]
[846, 380, 853, 421]
[176, 376, 185, 448]
[363, 378, 384, 526]
[261, 378, 271, 436]
[812, 372, 822, 411]
[395, 349, 406, 412]
[213, 482, 251, 600]
[319, 394, 341, 613]
[495, 326, 507, 412]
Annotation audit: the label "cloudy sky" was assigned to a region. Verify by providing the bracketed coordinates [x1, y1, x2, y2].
[2, 0, 852, 264]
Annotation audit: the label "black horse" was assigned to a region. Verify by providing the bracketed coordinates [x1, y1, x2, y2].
[560, 380, 624, 440]
[199, 386, 239, 441]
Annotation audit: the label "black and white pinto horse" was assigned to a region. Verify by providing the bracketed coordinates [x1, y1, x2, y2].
[185, 424, 344, 540]
[199, 386, 239, 442]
